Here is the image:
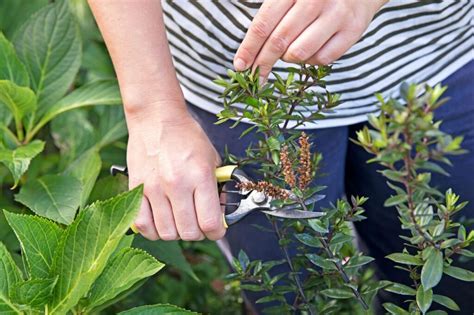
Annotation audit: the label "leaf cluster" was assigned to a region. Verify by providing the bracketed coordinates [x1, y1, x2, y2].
[354, 82, 473, 314]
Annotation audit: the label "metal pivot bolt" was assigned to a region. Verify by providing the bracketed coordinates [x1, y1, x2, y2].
[251, 191, 267, 205]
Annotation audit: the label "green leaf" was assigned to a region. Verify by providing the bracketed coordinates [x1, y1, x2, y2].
[88, 175, 128, 203]
[443, 265, 474, 281]
[384, 194, 408, 207]
[9, 277, 57, 307]
[118, 304, 198, 315]
[0, 243, 22, 314]
[432, 294, 460, 311]
[50, 109, 95, 164]
[84, 248, 164, 312]
[345, 255, 374, 268]
[93, 106, 127, 148]
[4, 212, 62, 279]
[0, 33, 28, 86]
[49, 186, 143, 314]
[308, 218, 328, 233]
[384, 282, 416, 296]
[421, 248, 443, 290]
[306, 254, 336, 270]
[134, 237, 198, 282]
[386, 253, 423, 265]
[64, 149, 101, 208]
[15, 174, 82, 225]
[13, 0, 81, 108]
[0, 0, 48, 38]
[320, 288, 354, 299]
[416, 285, 433, 314]
[0, 140, 44, 187]
[0, 243, 22, 297]
[0, 80, 36, 127]
[383, 303, 410, 315]
[36, 80, 121, 131]
[295, 233, 321, 248]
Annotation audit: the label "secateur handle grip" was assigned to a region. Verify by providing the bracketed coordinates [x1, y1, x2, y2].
[111, 165, 241, 234]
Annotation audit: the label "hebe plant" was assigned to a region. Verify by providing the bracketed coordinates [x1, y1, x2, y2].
[215, 68, 473, 314]
[215, 66, 381, 314]
[354, 83, 474, 314]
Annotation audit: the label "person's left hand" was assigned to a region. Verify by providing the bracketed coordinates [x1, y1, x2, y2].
[233, 0, 387, 80]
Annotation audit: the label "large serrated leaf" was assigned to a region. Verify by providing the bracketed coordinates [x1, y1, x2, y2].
[0, 140, 44, 187]
[0, 0, 48, 38]
[0, 80, 36, 129]
[84, 247, 164, 312]
[13, 0, 81, 109]
[15, 174, 82, 225]
[118, 304, 198, 315]
[0, 33, 28, 86]
[36, 80, 121, 130]
[134, 237, 198, 282]
[0, 243, 22, 314]
[49, 186, 143, 314]
[64, 149, 101, 208]
[9, 277, 57, 307]
[4, 212, 63, 279]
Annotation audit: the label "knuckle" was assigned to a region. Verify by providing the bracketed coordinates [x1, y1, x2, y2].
[162, 175, 181, 190]
[133, 219, 151, 232]
[268, 34, 289, 53]
[159, 230, 179, 241]
[251, 20, 270, 39]
[180, 230, 203, 241]
[200, 217, 220, 233]
[316, 53, 334, 65]
[192, 166, 213, 182]
[286, 46, 310, 62]
[143, 182, 161, 196]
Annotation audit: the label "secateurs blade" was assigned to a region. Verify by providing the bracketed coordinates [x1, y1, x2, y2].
[110, 164, 325, 227]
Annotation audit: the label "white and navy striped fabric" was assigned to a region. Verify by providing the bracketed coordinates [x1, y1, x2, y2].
[161, 0, 474, 129]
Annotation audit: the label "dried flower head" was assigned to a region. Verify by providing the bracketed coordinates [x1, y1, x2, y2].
[297, 132, 312, 190]
[280, 145, 296, 188]
[238, 181, 290, 200]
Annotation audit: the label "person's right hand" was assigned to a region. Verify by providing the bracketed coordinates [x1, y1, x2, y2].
[125, 102, 226, 241]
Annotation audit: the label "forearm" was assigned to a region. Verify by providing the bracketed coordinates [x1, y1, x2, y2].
[88, 0, 186, 121]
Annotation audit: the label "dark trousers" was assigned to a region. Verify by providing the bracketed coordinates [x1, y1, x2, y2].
[188, 60, 474, 314]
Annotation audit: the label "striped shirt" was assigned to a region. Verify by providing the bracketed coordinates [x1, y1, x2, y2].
[162, 0, 474, 129]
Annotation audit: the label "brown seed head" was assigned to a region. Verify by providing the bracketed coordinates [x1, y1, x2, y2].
[297, 132, 312, 190]
[280, 145, 296, 188]
[237, 181, 290, 200]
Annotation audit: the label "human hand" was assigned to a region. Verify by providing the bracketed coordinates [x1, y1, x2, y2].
[234, 0, 387, 80]
[126, 104, 225, 241]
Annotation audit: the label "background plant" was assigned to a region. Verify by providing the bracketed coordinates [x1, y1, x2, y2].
[215, 66, 383, 314]
[354, 83, 474, 314]
[0, 0, 239, 313]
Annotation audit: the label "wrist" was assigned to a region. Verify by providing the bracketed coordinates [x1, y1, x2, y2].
[124, 98, 192, 129]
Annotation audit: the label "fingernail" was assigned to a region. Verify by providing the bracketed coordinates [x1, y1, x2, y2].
[234, 58, 247, 71]
[223, 214, 228, 229]
[130, 223, 139, 234]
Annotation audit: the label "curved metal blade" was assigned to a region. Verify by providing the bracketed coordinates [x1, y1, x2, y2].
[262, 209, 324, 219]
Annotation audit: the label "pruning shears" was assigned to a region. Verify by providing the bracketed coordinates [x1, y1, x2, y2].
[110, 165, 325, 230]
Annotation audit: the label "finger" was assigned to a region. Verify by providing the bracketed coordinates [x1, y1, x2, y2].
[282, 12, 340, 64]
[169, 188, 205, 241]
[253, 1, 322, 79]
[306, 30, 360, 65]
[234, 0, 294, 71]
[147, 191, 179, 241]
[195, 179, 226, 241]
[133, 197, 160, 241]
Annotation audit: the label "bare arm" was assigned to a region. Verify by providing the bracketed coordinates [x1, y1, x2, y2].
[88, 0, 226, 241]
[88, 0, 185, 117]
